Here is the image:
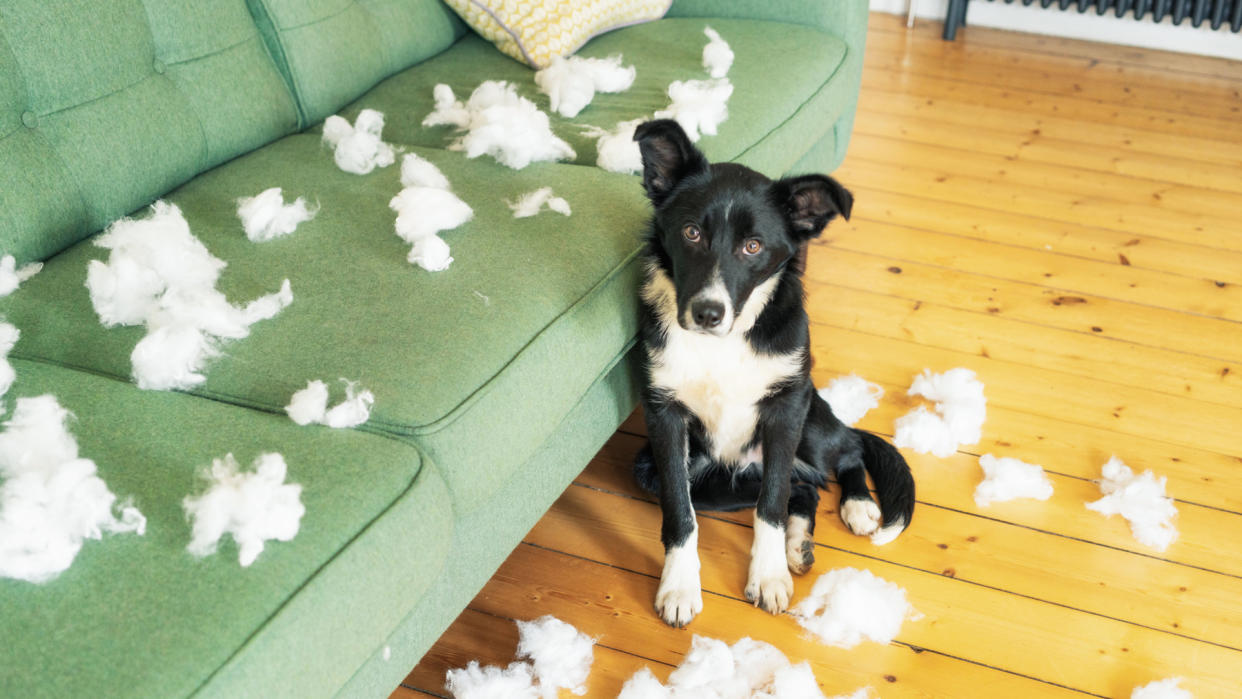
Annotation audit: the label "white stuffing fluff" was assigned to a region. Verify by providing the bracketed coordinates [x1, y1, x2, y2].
[508, 187, 572, 219]
[792, 567, 918, 649]
[284, 380, 329, 426]
[654, 78, 734, 142]
[1086, 456, 1179, 552]
[515, 615, 596, 698]
[389, 153, 473, 272]
[85, 201, 294, 391]
[619, 634, 870, 699]
[0, 321, 18, 399]
[1131, 677, 1192, 699]
[400, 151, 452, 190]
[893, 367, 987, 457]
[323, 381, 375, 429]
[586, 118, 645, 174]
[535, 54, 636, 117]
[285, 379, 374, 429]
[0, 395, 146, 584]
[445, 661, 540, 699]
[702, 27, 734, 78]
[321, 109, 397, 175]
[182, 452, 304, 567]
[408, 235, 454, 271]
[818, 374, 884, 427]
[0, 254, 42, 297]
[236, 187, 317, 242]
[974, 454, 1054, 507]
[422, 82, 576, 170]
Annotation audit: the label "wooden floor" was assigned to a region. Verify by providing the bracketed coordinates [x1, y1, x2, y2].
[395, 14, 1242, 699]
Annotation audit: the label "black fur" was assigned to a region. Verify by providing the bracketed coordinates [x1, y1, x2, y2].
[632, 120, 915, 622]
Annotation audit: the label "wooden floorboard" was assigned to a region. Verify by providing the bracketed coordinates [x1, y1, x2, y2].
[397, 13, 1242, 699]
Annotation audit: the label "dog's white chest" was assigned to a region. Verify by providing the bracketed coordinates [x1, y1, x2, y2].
[649, 326, 802, 464]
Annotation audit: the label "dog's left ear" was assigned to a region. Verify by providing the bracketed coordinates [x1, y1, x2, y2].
[771, 174, 853, 239]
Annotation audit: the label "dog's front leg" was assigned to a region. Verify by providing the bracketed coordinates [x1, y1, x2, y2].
[746, 386, 810, 614]
[645, 398, 701, 627]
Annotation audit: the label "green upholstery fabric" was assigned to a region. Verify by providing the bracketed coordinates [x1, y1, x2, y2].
[332, 18, 848, 177]
[0, 0, 299, 264]
[336, 350, 641, 699]
[246, 0, 467, 127]
[2, 138, 649, 510]
[0, 359, 449, 699]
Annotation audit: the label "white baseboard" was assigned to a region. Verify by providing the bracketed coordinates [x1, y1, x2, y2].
[871, 0, 1242, 61]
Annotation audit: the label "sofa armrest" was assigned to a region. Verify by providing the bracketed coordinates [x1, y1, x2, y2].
[666, 0, 868, 169]
[666, 0, 868, 70]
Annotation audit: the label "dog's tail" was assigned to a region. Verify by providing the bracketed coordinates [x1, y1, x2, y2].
[853, 428, 915, 545]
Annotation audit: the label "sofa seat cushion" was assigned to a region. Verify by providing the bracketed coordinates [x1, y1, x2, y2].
[0, 359, 450, 698]
[342, 17, 849, 176]
[2, 137, 648, 510]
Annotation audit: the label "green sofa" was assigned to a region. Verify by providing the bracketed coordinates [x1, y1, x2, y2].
[0, 1, 866, 696]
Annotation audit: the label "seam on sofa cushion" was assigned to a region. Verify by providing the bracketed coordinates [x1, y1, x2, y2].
[245, 0, 305, 127]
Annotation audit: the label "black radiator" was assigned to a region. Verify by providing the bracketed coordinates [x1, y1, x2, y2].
[942, 0, 1242, 39]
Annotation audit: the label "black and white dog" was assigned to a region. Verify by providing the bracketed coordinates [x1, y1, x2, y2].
[631, 120, 916, 627]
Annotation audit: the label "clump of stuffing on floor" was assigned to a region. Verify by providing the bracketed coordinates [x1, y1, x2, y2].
[236, 187, 317, 242]
[0, 395, 146, 583]
[86, 202, 293, 391]
[389, 153, 474, 272]
[285, 379, 374, 429]
[618, 635, 872, 699]
[535, 54, 635, 117]
[701, 27, 734, 78]
[1086, 456, 1178, 552]
[423, 82, 576, 170]
[182, 452, 304, 567]
[0, 254, 42, 297]
[322, 108, 396, 175]
[1131, 677, 1192, 698]
[791, 567, 919, 649]
[654, 78, 734, 142]
[893, 367, 987, 457]
[973, 454, 1054, 507]
[445, 615, 595, 699]
[509, 187, 572, 218]
[818, 374, 884, 427]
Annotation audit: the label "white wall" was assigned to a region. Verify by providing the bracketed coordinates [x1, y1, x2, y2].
[872, 0, 1242, 61]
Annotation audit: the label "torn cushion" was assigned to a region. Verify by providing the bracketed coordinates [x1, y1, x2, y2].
[0, 359, 450, 699]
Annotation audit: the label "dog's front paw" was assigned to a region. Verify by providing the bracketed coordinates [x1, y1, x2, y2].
[840, 497, 882, 537]
[745, 568, 794, 615]
[655, 582, 703, 628]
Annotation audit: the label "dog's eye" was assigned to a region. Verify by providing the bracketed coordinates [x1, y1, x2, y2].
[682, 225, 701, 243]
[743, 238, 763, 256]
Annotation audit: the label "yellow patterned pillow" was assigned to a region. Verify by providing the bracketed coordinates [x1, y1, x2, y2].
[445, 0, 672, 69]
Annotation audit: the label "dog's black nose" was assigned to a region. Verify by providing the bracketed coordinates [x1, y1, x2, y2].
[691, 300, 724, 328]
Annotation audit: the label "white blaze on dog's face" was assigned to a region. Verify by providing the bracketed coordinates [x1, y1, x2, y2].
[634, 120, 852, 337]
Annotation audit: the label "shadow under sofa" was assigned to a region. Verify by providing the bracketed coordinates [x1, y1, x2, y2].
[0, 1, 866, 696]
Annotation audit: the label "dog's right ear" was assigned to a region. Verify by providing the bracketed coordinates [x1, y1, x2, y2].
[634, 119, 708, 208]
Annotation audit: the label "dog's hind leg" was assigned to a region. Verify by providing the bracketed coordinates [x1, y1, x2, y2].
[798, 394, 883, 537]
[785, 482, 819, 574]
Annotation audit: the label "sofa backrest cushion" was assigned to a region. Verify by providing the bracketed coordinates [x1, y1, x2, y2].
[246, 0, 468, 128]
[0, 0, 300, 264]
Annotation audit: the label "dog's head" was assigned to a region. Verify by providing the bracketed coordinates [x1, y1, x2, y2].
[635, 119, 852, 336]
